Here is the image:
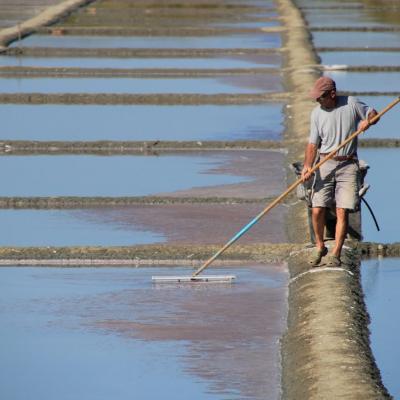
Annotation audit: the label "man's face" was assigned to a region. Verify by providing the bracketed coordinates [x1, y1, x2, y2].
[316, 90, 336, 109]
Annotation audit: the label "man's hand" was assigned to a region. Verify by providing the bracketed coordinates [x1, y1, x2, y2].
[301, 166, 313, 181]
[358, 119, 371, 131]
[359, 109, 379, 131]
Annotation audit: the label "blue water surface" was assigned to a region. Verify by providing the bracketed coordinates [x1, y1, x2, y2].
[362, 258, 400, 399]
[0, 153, 250, 197]
[0, 104, 284, 142]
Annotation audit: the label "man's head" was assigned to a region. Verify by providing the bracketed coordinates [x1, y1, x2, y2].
[310, 76, 337, 108]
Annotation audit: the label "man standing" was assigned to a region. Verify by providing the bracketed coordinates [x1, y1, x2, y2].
[301, 76, 378, 267]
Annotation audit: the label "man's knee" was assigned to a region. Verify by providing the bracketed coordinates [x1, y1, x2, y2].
[336, 207, 348, 218]
[312, 207, 326, 217]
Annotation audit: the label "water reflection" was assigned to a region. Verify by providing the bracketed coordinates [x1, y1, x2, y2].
[312, 31, 400, 48]
[0, 55, 282, 69]
[0, 209, 165, 247]
[358, 148, 399, 243]
[0, 265, 288, 400]
[10, 34, 282, 49]
[304, 8, 400, 28]
[0, 103, 284, 142]
[361, 258, 400, 399]
[358, 96, 399, 139]
[0, 75, 281, 94]
[0, 150, 285, 198]
[320, 51, 400, 67]
[325, 71, 400, 93]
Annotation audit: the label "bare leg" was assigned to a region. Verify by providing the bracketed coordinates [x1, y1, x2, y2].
[332, 207, 348, 258]
[312, 207, 326, 249]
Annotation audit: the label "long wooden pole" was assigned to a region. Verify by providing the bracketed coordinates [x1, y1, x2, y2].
[192, 96, 400, 277]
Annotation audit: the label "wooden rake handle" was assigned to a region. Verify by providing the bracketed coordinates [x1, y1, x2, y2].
[192, 96, 400, 277]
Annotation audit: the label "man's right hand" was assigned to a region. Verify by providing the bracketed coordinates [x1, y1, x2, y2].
[301, 166, 313, 181]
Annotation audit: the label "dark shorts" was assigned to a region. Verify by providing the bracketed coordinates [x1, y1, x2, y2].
[312, 159, 359, 210]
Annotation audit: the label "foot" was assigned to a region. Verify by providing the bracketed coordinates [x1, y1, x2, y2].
[326, 254, 341, 267]
[308, 246, 328, 267]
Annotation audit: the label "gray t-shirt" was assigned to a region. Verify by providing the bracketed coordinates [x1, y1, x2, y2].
[309, 95, 372, 156]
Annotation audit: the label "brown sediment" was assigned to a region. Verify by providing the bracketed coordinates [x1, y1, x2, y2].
[0, 140, 284, 155]
[0, 196, 270, 209]
[324, 66, 400, 72]
[359, 138, 400, 148]
[0, 243, 301, 265]
[0, 92, 289, 105]
[0, 66, 281, 77]
[0, 0, 95, 52]
[5, 47, 284, 57]
[34, 26, 283, 36]
[311, 26, 400, 32]
[317, 47, 400, 52]
[359, 242, 400, 258]
[279, 0, 392, 398]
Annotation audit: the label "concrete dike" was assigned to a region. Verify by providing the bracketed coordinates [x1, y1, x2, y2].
[279, 0, 392, 398]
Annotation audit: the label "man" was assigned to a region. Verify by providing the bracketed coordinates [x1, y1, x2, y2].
[301, 76, 378, 267]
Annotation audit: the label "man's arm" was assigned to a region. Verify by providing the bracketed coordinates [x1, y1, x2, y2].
[301, 143, 318, 181]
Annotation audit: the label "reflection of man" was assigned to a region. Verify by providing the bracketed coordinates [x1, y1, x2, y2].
[301, 77, 378, 267]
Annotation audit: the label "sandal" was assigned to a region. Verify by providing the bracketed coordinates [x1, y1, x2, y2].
[326, 254, 341, 267]
[308, 246, 328, 267]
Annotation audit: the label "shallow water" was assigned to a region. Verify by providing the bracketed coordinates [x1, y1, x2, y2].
[312, 31, 400, 48]
[10, 34, 282, 49]
[0, 103, 284, 141]
[0, 265, 288, 400]
[0, 75, 281, 94]
[211, 20, 280, 29]
[0, 54, 282, 69]
[324, 71, 400, 93]
[361, 258, 400, 399]
[304, 8, 400, 29]
[358, 148, 399, 243]
[320, 51, 400, 67]
[0, 209, 165, 247]
[0, 153, 251, 197]
[0, 202, 287, 247]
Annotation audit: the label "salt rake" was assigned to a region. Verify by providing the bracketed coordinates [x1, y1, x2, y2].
[152, 97, 400, 284]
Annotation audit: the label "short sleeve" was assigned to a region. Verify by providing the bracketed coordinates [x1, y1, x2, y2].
[309, 108, 321, 146]
[349, 96, 372, 120]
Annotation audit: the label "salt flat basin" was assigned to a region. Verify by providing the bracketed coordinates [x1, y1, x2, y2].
[312, 31, 400, 49]
[0, 74, 282, 94]
[0, 202, 286, 247]
[358, 148, 399, 243]
[0, 103, 284, 141]
[324, 71, 400, 93]
[362, 258, 400, 399]
[320, 51, 400, 67]
[303, 8, 400, 29]
[359, 96, 399, 139]
[10, 34, 282, 49]
[0, 209, 165, 247]
[211, 20, 280, 29]
[0, 264, 288, 400]
[0, 54, 282, 69]
[0, 150, 286, 198]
